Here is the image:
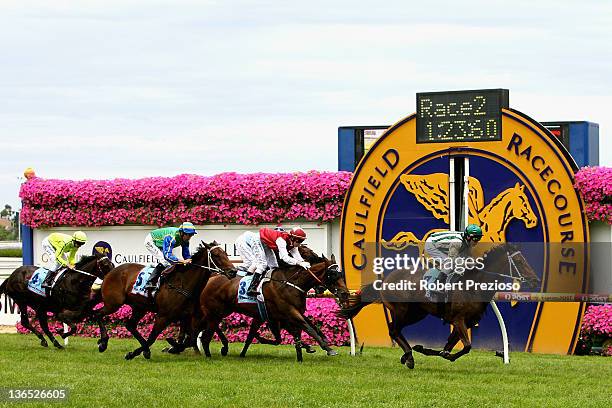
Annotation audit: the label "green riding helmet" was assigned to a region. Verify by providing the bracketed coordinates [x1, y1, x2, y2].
[464, 224, 483, 240]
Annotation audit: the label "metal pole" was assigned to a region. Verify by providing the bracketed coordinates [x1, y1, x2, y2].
[63, 323, 69, 346]
[449, 157, 455, 231]
[347, 319, 356, 356]
[489, 300, 509, 364]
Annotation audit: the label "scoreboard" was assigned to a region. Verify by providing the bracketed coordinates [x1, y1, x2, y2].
[416, 89, 509, 143]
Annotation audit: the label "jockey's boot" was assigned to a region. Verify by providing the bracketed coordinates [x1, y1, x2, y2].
[246, 273, 263, 297]
[41, 270, 57, 289]
[145, 263, 165, 291]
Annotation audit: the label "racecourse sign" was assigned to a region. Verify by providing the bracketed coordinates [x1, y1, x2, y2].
[340, 89, 590, 354]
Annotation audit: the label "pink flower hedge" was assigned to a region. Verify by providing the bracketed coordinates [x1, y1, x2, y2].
[16, 298, 350, 347]
[19, 172, 353, 227]
[574, 166, 612, 224]
[576, 304, 612, 356]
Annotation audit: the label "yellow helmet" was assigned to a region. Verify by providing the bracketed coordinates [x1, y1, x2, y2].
[73, 231, 87, 244]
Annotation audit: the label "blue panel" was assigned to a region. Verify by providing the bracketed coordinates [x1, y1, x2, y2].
[338, 128, 356, 171]
[467, 156, 543, 351]
[569, 122, 599, 167]
[21, 224, 34, 265]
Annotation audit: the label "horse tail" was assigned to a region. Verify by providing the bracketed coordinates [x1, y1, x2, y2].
[0, 279, 7, 296]
[336, 283, 380, 319]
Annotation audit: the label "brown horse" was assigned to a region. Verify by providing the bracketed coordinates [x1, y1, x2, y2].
[195, 255, 350, 362]
[94, 241, 235, 360]
[338, 243, 540, 369]
[166, 245, 339, 356]
[0, 254, 114, 349]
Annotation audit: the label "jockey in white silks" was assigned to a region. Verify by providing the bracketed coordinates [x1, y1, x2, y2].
[235, 227, 310, 296]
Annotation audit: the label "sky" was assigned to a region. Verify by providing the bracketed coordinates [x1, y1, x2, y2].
[1, 0, 611, 210]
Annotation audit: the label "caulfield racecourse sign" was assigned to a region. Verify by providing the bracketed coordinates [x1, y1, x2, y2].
[340, 89, 589, 354]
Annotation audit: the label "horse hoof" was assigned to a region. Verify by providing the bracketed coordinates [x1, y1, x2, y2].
[220, 347, 228, 356]
[143, 350, 151, 360]
[405, 359, 415, 369]
[40, 339, 48, 348]
[54, 343, 64, 350]
[326, 349, 338, 356]
[166, 347, 180, 355]
[439, 350, 450, 359]
[125, 352, 135, 360]
[98, 343, 107, 353]
[400, 353, 408, 364]
[239, 353, 246, 358]
[413, 345, 423, 353]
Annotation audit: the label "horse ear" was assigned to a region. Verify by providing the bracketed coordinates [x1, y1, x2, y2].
[212, 240, 219, 246]
[331, 254, 336, 263]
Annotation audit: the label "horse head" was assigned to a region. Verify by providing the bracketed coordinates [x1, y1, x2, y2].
[191, 241, 236, 275]
[508, 183, 538, 228]
[309, 254, 350, 308]
[482, 243, 540, 289]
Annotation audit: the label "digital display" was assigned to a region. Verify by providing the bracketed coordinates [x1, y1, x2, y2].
[416, 89, 509, 143]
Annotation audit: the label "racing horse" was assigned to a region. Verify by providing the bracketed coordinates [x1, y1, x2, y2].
[337, 243, 540, 369]
[194, 255, 350, 362]
[0, 254, 114, 349]
[165, 245, 342, 356]
[93, 241, 235, 360]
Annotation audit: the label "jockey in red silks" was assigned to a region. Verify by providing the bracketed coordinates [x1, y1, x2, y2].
[235, 227, 310, 296]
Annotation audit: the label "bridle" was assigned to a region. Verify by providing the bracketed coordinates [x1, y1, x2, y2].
[189, 245, 234, 275]
[482, 250, 528, 282]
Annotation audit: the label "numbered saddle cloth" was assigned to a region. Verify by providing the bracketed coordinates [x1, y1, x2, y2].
[131, 265, 156, 297]
[237, 275, 257, 304]
[27, 267, 51, 296]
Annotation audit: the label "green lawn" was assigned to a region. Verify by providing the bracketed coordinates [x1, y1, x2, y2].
[0, 334, 609, 408]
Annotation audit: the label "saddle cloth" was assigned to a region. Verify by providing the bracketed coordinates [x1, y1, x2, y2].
[27, 267, 51, 296]
[131, 265, 156, 297]
[236, 271, 273, 322]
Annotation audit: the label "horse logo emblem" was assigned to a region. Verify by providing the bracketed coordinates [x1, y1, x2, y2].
[384, 173, 538, 251]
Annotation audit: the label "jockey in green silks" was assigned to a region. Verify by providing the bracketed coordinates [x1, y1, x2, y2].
[144, 222, 197, 289]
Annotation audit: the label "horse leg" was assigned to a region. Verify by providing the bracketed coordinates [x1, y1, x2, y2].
[303, 316, 330, 354]
[92, 302, 121, 353]
[240, 319, 263, 358]
[289, 310, 336, 356]
[446, 320, 472, 362]
[288, 327, 303, 363]
[18, 304, 47, 347]
[36, 309, 63, 349]
[123, 309, 149, 360]
[255, 321, 282, 345]
[387, 317, 415, 369]
[165, 316, 190, 354]
[216, 327, 229, 356]
[413, 327, 461, 356]
[200, 321, 219, 358]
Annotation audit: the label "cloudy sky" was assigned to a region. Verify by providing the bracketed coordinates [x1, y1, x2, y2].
[1, 0, 610, 209]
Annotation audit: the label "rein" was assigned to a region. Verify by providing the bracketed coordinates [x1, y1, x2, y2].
[481, 251, 527, 282]
[165, 245, 227, 298]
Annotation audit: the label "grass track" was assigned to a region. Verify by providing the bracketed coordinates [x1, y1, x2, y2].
[0, 334, 610, 407]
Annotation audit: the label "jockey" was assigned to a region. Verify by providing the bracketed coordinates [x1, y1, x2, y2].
[235, 227, 310, 296]
[144, 222, 197, 290]
[423, 224, 483, 279]
[41, 231, 87, 289]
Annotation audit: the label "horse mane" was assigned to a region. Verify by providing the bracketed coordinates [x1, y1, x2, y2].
[75, 255, 98, 268]
[482, 242, 519, 261]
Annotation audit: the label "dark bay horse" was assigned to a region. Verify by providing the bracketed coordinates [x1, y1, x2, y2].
[338, 243, 540, 369]
[195, 255, 350, 362]
[0, 254, 114, 349]
[94, 241, 235, 360]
